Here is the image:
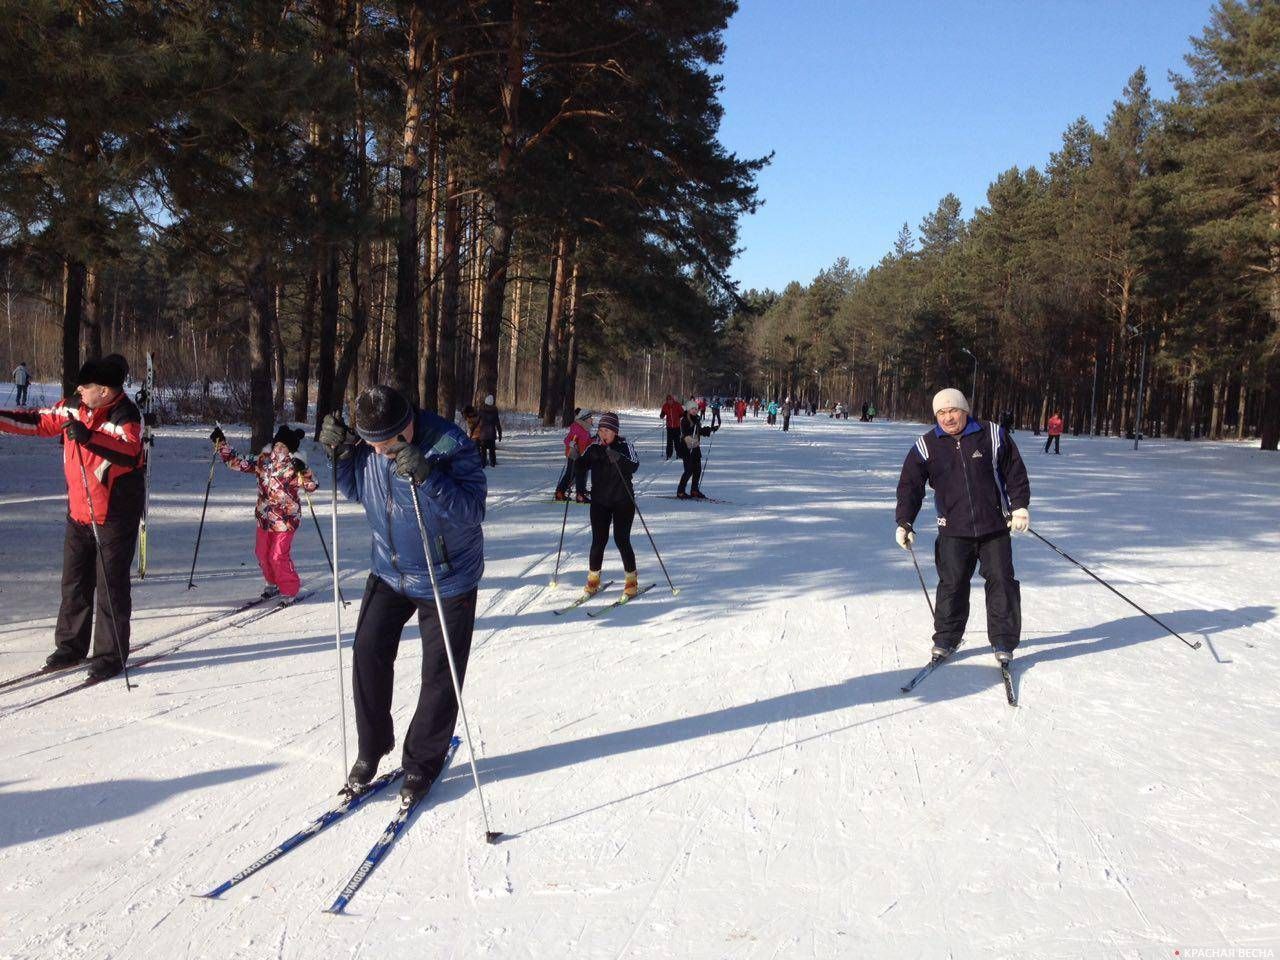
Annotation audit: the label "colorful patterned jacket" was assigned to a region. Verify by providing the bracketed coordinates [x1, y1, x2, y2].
[217, 441, 319, 532]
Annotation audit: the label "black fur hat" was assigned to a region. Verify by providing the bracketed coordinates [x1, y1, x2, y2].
[271, 424, 305, 453]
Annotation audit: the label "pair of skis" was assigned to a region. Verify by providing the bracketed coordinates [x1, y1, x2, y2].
[900, 647, 1018, 707]
[552, 581, 656, 617]
[199, 737, 461, 914]
[2, 591, 311, 712]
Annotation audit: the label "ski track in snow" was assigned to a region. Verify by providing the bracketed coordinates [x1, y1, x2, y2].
[0, 414, 1278, 959]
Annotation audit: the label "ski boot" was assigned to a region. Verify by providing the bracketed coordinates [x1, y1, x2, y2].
[930, 642, 959, 661]
[676, 489, 691, 500]
[260, 584, 280, 600]
[44, 648, 83, 671]
[575, 492, 589, 504]
[584, 570, 603, 596]
[690, 490, 707, 500]
[87, 657, 123, 682]
[346, 755, 382, 793]
[623, 571, 639, 599]
[554, 489, 568, 502]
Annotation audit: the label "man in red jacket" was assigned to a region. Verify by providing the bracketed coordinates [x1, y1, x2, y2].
[0, 354, 145, 680]
[659, 394, 683, 461]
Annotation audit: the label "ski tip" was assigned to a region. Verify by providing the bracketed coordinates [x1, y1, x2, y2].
[485, 831, 504, 845]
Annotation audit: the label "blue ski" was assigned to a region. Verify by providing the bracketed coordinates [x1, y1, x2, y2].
[325, 737, 461, 915]
[197, 767, 405, 899]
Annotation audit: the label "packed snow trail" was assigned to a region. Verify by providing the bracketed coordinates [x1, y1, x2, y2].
[0, 413, 1277, 959]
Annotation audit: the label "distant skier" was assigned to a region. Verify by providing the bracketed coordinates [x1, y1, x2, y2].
[475, 394, 503, 467]
[1044, 411, 1063, 454]
[782, 397, 793, 432]
[895, 388, 1031, 667]
[209, 423, 317, 601]
[319, 385, 487, 804]
[709, 396, 722, 428]
[0, 354, 142, 680]
[556, 408, 593, 503]
[860, 401, 869, 422]
[866, 402, 877, 422]
[766, 399, 779, 425]
[735, 398, 747, 423]
[676, 399, 716, 499]
[660, 394, 683, 460]
[752, 397, 760, 418]
[834, 402, 844, 419]
[574, 411, 641, 599]
[12, 361, 30, 406]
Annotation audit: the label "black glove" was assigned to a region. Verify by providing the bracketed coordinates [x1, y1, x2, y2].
[394, 444, 433, 484]
[605, 445, 621, 464]
[209, 426, 225, 446]
[290, 457, 308, 474]
[319, 414, 357, 460]
[63, 419, 91, 444]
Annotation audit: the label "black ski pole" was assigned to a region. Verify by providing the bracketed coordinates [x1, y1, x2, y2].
[72, 443, 134, 689]
[550, 459, 574, 588]
[404, 452, 501, 843]
[608, 453, 679, 595]
[907, 541, 934, 617]
[700, 425, 718, 483]
[1029, 528, 1201, 650]
[187, 444, 219, 589]
[303, 488, 347, 605]
[329, 445, 349, 780]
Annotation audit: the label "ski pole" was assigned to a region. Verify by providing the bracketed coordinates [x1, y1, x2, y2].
[330, 445, 350, 780]
[907, 541, 934, 618]
[187, 442, 219, 589]
[1028, 528, 1201, 650]
[72, 443, 134, 690]
[609, 453, 679, 595]
[700, 425, 718, 482]
[550, 458, 574, 588]
[303, 487, 347, 605]
[406, 463, 501, 844]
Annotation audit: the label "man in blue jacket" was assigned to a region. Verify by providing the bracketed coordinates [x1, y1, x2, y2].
[320, 385, 486, 802]
[895, 388, 1031, 665]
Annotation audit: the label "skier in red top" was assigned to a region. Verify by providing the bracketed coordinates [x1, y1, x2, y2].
[0, 354, 144, 680]
[1044, 412, 1064, 454]
[659, 394, 683, 461]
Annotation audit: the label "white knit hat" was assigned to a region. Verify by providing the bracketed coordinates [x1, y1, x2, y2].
[932, 388, 970, 414]
[484, 394, 495, 406]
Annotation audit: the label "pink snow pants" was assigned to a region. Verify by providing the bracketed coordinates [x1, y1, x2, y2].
[255, 527, 300, 597]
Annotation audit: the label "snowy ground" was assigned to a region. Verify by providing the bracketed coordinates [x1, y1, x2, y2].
[1, 409, 1278, 960]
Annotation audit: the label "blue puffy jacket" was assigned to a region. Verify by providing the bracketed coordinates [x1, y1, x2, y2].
[335, 409, 486, 599]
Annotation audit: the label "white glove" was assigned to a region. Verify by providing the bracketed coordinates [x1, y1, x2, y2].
[895, 525, 915, 550]
[1009, 508, 1030, 533]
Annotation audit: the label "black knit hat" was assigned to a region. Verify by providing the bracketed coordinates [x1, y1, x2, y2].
[355, 385, 413, 443]
[76, 354, 129, 391]
[271, 424, 305, 453]
[597, 411, 620, 434]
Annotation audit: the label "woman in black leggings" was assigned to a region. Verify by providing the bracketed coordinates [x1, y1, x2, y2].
[574, 411, 641, 598]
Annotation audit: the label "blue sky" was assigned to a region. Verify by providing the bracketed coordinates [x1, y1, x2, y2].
[717, 0, 1216, 293]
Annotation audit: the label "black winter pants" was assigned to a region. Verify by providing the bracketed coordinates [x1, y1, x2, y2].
[589, 502, 636, 573]
[1043, 434, 1060, 454]
[15, 383, 28, 405]
[678, 448, 702, 494]
[480, 439, 497, 466]
[55, 515, 139, 661]
[555, 456, 585, 496]
[933, 531, 1021, 653]
[665, 426, 679, 459]
[351, 575, 477, 778]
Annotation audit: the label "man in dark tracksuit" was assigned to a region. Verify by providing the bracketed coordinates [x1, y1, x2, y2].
[320, 385, 487, 803]
[0, 354, 144, 681]
[895, 388, 1031, 665]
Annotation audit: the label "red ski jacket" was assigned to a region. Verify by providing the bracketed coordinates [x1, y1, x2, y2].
[1047, 415, 1064, 436]
[564, 421, 591, 456]
[660, 397, 683, 429]
[0, 393, 145, 523]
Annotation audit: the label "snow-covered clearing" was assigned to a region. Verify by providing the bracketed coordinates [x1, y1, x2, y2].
[1, 411, 1277, 959]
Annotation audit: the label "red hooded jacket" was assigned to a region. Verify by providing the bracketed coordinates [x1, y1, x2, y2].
[660, 397, 683, 429]
[0, 393, 145, 523]
[1047, 415, 1064, 437]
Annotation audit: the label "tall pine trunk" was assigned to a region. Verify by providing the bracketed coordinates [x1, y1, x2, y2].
[391, 5, 427, 403]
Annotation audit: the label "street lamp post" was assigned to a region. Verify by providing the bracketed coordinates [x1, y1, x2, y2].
[960, 346, 978, 415]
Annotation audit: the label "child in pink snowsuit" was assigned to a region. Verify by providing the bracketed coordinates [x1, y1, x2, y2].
[210, 424, 318, 599]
